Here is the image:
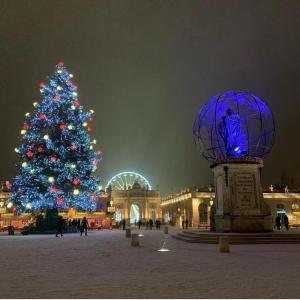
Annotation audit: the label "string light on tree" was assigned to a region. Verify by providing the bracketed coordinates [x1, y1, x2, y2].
[48, 176, 55, 183]
[9, 62, 101, 212]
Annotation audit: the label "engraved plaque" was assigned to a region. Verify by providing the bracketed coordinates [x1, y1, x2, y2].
[235, 173, 256, 208]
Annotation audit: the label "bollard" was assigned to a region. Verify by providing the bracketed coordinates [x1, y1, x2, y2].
[219, 236, 230, 253]
[164, 226, 168, 234]
[131, 233, 140, 247]
[125, 228, 131, 238]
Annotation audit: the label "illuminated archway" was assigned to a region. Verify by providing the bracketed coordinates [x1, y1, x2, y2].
[105, 171, 152, 191]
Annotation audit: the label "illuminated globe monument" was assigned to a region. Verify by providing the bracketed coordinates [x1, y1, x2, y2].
[193, 90, 276, 232]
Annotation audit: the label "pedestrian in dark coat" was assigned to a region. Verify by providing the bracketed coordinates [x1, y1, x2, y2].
[182, 219, 185, 229]
[56, 216, 64, 237]
[284, 214, 289, 231]
[80, 217, 88, 236]
[137, 220, 142, 230]
[149, 219, 153, 230]
[122, 219, 126, 230]
[185, 219, 188, 229]
[275, 215, 281, 230]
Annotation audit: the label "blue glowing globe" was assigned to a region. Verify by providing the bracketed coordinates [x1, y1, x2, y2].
[193, 90, 276, 162]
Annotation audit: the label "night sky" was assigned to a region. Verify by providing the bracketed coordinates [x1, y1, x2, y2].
[1, 0, 299, 195]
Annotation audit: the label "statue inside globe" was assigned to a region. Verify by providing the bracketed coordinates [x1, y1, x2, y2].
[218, 108, 246, 157]
[193, 90, 276, 233]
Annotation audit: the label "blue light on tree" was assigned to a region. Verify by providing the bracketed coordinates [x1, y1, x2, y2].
[193, 90, 276, 162]
[9, 62, 102, 212]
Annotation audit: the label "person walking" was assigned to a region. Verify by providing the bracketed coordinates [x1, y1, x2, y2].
[157, 220, 161, 229]
[80, 217, 88, 236]
[155, 220, 159, 229]
[185, 219, 188, 229]
[149, 219, 153, 230]
[137, 220, 142, 230]
[275, 215, 281, 230]
[284, 214, 289, 231]
[56, 216, 64, 237]
[182, 219, 185, 229]
[122, 219, 126, 230]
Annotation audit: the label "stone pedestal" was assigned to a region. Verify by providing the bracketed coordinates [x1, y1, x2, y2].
[211, 158, 272, 233]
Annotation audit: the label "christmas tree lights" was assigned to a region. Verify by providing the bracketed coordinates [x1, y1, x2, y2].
[10, 62, 102, 212]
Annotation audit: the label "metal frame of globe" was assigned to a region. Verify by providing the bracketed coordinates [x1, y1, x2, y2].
[193, 90, 276, 233]
[105, 171, 152, 191]
[193, 90, 276, 163]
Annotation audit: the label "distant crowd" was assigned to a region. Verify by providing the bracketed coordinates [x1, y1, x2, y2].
[55, 216, 90, 237]
[117, 219, 162, 230]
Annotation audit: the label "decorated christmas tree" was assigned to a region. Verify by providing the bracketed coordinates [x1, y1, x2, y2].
[9, 61, 102, 212]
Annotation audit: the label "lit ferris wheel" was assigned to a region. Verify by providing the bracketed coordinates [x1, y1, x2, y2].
[105, 171, 152, 191]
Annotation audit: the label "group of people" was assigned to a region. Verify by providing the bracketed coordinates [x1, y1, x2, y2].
[117, 219, 162, 230]
[56, 216, 89, 237]
[136, 219, 161, 230]
[275, 214, 289, 230]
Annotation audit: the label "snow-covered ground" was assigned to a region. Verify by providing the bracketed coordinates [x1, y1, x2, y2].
[1, 228, 300, 298]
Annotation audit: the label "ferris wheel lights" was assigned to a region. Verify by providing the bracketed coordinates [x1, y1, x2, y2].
[105, 171, 152, 191]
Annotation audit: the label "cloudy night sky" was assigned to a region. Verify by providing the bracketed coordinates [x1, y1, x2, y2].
[0, 0, 299, 195]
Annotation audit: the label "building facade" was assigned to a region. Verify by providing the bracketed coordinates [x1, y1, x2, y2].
[161, 187, 300, 228]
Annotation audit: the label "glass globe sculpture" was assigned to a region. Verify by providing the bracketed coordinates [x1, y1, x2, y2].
[193, 90, 276, 162]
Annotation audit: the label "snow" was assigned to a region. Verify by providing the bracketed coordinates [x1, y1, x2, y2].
[1, 228, 300, 298]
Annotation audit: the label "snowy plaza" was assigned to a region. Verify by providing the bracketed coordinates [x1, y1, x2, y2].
[1, 229, 300, 299]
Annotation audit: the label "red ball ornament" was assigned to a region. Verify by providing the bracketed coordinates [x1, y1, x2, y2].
[54, 95, 61, 101]
[59, 124, 65, 130]
[97, 149, 103, 156]
[56, 197, 63, 205]
[5, 182, 12, 190]
[67, 80, 73, 85]
[72, 178, 80, 185]
[51, 155, 57, 162]
[89, 116, 93, 122]
[37, 146, 43, 152]
[39, 81, 45, 88]
[92, 159, 97, 166]
[23, 122, 29, 130]
[39, 113, 46, 120]
[58, 61, 64, 66]
[70, 144, 77, 151]
[87, 126, 92, 132]
[26, 150, 34, 158]
[74, 99, 80, 106]
[51, 186, 58, 193]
